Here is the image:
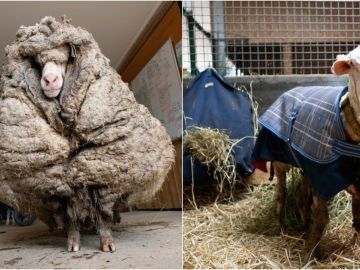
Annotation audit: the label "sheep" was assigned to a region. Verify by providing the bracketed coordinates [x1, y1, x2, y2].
[0, 16, 175, 252]
[252, 46, 360, 262]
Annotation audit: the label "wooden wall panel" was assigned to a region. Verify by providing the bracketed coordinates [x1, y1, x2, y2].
[119, 2, 182, 209]
[120, 2, 182, 82]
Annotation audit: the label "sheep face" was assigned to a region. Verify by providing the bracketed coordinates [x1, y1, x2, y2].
[40, 62, 66, 97]
[35, 46, 70, 98]
[331, 46, 360, 75]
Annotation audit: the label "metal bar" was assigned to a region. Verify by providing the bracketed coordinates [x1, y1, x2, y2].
[187, 10, 197, 76]
[211, 1, 227, 75]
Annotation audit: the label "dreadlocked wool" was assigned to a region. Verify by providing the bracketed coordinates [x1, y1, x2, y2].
[0, 16, 174, 229]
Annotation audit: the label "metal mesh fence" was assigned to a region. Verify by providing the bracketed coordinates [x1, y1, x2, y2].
[183, 1, 360, 77]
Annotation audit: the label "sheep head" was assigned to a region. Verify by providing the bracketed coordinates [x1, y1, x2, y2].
[331, 46, 360, 76]
[35, 45, 70, 98]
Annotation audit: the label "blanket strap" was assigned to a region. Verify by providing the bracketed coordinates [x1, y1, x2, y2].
[269, 162, 275, 181]
[286, 110, 302, 168]
[333, 139, 360, 158]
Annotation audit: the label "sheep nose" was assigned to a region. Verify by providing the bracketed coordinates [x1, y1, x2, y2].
[43, 74, 58, 86]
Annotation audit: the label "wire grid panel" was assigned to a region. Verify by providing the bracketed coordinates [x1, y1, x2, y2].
[183, 1, 360, 77]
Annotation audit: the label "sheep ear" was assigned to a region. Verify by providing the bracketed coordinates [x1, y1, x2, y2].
[331, 57, 351, 75]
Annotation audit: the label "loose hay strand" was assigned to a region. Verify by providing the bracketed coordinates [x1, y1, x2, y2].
[190, 156, 198, 210]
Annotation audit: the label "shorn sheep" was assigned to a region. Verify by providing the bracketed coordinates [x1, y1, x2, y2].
[252, 46, 360, 262]
[0, 16, 175, 252]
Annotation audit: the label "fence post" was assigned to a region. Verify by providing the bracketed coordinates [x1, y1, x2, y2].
[211, 1, 226, 76]
[187, 11, 198, 76]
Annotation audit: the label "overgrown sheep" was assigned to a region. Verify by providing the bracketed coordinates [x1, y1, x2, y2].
[0, 16, 175, 252]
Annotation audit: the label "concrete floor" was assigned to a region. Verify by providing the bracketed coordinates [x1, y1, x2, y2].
[0, 211, 182, 269]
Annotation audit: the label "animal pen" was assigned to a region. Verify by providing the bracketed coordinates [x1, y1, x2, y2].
[183, 1, 360, 268]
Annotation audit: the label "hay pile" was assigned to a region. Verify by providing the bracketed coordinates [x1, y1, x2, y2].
[184, 170, 360, 269]
[0, 16, 174, 230]
[184, 127, 240, 198]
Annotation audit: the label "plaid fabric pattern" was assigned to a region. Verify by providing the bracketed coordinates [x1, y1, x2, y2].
[260, 86, 346, 163]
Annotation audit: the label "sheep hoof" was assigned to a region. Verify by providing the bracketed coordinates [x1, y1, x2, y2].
[67, 229, 80, 252]
[101, 237, 116, 252]
[67, 242, 80, 252]
[353, 231, 360, 246]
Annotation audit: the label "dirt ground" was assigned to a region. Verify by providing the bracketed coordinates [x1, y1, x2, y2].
[0, 211, 182, 269]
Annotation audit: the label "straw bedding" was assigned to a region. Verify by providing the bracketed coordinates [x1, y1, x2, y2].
[0, 16, 174, 228]
[183, 171, 360, 269]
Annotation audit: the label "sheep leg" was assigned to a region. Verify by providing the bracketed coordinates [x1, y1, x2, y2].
[67, 223, 80, 252]
[347, 184, 360, 245]
[47, 197, 65, 230]
[112, 199, 125, 224]
[296, 175, 313, 232]
[6, 209, 10, 225]
[274, 162, 287, 233]
[353, 197, 360, 245]
[53, 213, 65, 230]
[98, 224, 116, 252]
[10, 211, 14, 225]
[303, 194, 329, 263]
[95, 187, 116, 252]
[113, 210, 122, 224]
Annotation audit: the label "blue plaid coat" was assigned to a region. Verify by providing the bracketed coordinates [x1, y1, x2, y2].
[252, 86, 360, 200]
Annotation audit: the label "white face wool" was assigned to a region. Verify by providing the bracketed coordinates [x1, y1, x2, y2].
[41, 61, 66, 98]
[37, 46, 69, 98]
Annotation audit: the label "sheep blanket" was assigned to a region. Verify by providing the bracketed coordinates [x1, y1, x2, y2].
[0, 16, 174, 226]
[252, 86, 360, 200]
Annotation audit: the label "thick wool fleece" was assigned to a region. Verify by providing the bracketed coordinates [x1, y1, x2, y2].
[0, 16, 174, 227]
